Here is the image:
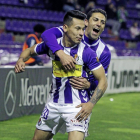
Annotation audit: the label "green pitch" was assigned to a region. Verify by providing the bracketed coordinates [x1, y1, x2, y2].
[0, 92, 140, 140]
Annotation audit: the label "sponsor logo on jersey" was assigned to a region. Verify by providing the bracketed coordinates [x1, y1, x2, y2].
[52, 60, 82, 77]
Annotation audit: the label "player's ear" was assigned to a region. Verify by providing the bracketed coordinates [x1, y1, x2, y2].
[63, 24, 68, 32]
[84, 19, 88, 27]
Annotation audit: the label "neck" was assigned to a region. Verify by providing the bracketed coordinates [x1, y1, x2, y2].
[84, 34, 99, 45]
[85, 29, 98, 41]
[63, 35, 75, 47]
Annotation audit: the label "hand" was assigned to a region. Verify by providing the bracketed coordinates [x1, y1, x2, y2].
[14, 58, 25, 73]
[69, 77, 90, 90]
[75, 102, 94, 121]
[55, 50, 76, 71]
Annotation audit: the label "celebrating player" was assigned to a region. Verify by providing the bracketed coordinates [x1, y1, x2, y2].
[41, 8, 111, 138]
[15, 10, 107, 140]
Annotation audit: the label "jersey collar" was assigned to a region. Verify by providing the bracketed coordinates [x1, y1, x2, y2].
[83, 34, 100, 46]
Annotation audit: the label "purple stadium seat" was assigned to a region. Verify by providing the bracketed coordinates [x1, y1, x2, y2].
[119, 29, 133, 40]
[128, 10, 138, 19]
[100, 28, 111, 38]
[12, 7, 18, 18]
[7, 7, 14, 18]
[0, 6, 7, 17]
[18, 20, 24, 32]
[57, 12, 64, 22]
[46, 10, 54, 21]
[11, 20, 19, 32]
[29, 9, 37, 19]
[96, 0, 107, 5]
[0, 0, 5, 5]
[36, 9, 43, 20]
[6, 0, 14, 5]
[18, 8, 26, 19]
[126, 1, 137, 9]
[6, 19, 12, 31]
[126, 19, 134, 28]
[0, 33, 13, 43]
[52, 11, 59, 21]
[7, 33, 13, 41]
[43, 11, 49, 21]
[96, 5, 105, 10]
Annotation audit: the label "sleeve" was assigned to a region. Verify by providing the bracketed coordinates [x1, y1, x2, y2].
[87, 80, 98, 95]
[83, 47, 102, 94]
[27, 37, 36, 48]
[99, 46, 111, 75]
[83, 47, 102, 71]
[87, 46, 111, 93]
[41, 26, 63, 54]
[34, 42, 50, 55]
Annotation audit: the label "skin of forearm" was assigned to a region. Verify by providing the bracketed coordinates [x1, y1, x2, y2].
[55, 50, 64, 57]
[19, 48, 32, 62]
[19, 45, 36, 62]
[89, 78, 108, 105]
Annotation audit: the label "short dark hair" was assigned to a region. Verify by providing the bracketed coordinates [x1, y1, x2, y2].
[63, 10, 87, 26]
[87, 8, 107, 21]
[34, 24, 46, 33]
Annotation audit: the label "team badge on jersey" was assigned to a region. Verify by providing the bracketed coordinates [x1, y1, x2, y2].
[74, 54, 79, 61]
[96, 57, 99, 62]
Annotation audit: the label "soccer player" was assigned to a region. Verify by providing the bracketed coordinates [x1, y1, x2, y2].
[15, 10, 107, 140]
[41, 8, 111, 137]
[41, 8, 111, 94]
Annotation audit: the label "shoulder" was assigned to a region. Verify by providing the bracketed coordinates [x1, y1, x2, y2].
[56, 26, 64, 33]
[78, 41, 97, 56]
[98, 39, 111, 57]
[78, 41, 91, 52]
[56, 37, 63, 44]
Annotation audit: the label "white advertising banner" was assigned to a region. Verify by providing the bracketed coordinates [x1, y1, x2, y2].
[106, 58, 140, 94]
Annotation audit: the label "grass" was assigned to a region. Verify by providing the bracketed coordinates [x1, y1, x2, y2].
[0, 92, 140, 140]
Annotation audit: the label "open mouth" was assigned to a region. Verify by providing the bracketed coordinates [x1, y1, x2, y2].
[77, 37, 82, 41]
[93, 28, 100, 34]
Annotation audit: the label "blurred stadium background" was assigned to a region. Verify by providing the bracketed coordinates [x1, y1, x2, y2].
[0, 0, 140, 139]
[0, 0, 140, 65]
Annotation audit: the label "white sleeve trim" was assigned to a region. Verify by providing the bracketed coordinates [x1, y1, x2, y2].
[34, 44, 38, 55]
[91, 64, 102, 71]
[57, 26, 64, 35]
[30, 39, 35, 47]
[34, 42, 44, 55]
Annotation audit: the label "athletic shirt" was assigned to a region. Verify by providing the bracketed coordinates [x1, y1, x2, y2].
[41, 26, 111, 92]
[34, 37, 101, 105]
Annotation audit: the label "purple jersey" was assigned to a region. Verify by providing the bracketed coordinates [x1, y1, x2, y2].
[41, 26, 111, 93]
[34, 37, 101, 105]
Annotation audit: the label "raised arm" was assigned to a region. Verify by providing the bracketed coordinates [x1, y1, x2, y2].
[41, 27, 63, 53]
[41, 27, 76, 70]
